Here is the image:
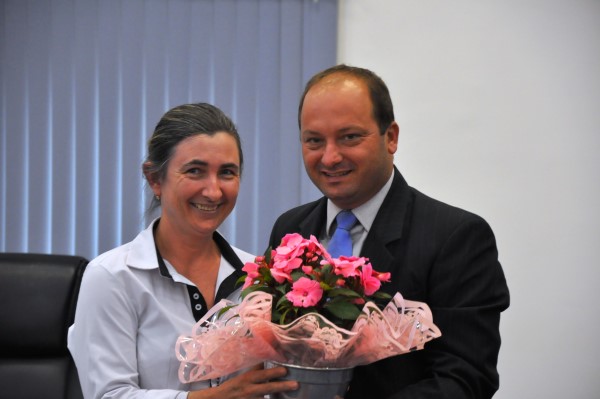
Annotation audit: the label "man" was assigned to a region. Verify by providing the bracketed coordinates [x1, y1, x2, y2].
[269, 64, 510, 398]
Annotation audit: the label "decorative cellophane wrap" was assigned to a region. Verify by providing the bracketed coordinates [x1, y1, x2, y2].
[175, 290, 441, 383]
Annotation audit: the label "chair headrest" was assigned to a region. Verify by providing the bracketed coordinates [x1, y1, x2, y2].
[0, 253, 87, 356]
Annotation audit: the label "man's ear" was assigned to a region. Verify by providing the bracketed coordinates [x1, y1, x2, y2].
[386, 121, 399, 155]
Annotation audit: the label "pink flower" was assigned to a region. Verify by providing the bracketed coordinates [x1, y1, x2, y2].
[329, 256, 364, 278]
[275, 234, 326, 263]
[376, 271, 391, 283]
[241, 262, 261, 289]
[353, 297, 366, 305]
[242, 276, 254, 289]
[275, 233, 306, 260]
[360, 262, 383, 296]
[271, 257, 303, 283]
[301, 265, 314, 274]
[305, 235, 326, 255]
[279, 233, 305, 248]
[285, 277, 323, 308]
[240, 234, 392, 328]
[270, 268, 291, 284]
[242, 262, 261, 279]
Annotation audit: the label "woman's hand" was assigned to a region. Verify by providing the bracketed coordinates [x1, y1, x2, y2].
[188, 366, 298, 399]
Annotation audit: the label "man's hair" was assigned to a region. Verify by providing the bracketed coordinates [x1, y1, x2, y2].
[298, 64, 395, 134]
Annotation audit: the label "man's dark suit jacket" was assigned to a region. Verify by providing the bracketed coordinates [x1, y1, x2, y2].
[269, 168, 510, 399]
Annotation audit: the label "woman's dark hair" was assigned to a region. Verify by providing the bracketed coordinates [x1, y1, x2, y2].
[143, 103, 242, 212]
[298, 64, 395, 135]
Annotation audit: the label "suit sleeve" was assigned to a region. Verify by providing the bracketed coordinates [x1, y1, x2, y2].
[390, 216, 510, 399]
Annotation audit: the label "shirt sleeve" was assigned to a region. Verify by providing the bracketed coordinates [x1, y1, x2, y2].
[68, 262, 185, 399]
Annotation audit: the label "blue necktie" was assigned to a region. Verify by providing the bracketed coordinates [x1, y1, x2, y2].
[327, 210, 357, 258]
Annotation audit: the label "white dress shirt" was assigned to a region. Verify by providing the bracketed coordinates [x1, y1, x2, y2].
[68, 219, 255, 399]
[324, 172, 394, 256]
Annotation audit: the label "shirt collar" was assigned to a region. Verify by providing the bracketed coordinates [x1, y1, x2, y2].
[126, 218, 162, 270]
[160, 255, 235, 288]
[150, 218, 238, 286]
[326, 172, 394, 235]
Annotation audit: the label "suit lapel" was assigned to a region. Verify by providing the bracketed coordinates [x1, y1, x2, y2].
[360, 168, 411, 274]
[298, 198, 328, 238]
[294, 169, 411, 275]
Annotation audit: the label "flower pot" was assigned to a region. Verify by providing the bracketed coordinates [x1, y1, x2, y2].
[266, 361, 353, 399]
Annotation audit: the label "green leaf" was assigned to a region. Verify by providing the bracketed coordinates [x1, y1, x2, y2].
[260, 267, 272, 280]
[319, 281, 333, 291]
[216, 305, 237, 319]
[240, 284, 270, 299]
[371, 291, 392, 301]
[263, 247, 273, 262]
[324, 299, 361, 320]
[275, 284, 289, 296]
[235, 275, 247, 287]
[320, 263, 333, 275]
[290, 270, 305, 281]
[328, 287, 362, 298]
[320, 273, 337, 287]
[280, 307, 296, 324]
[275, 294, 289, 308]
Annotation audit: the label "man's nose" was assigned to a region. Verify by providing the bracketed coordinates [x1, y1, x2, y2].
[321, 143, 343, 166]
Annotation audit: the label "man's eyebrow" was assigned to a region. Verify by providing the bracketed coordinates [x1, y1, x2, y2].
[220, 163, 240, 171]
[338, 125, 367, 133]
[301, 129, 321, 135]
[301, 126, 366, 135]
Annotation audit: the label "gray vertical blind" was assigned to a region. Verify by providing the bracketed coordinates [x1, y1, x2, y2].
[0, 0, 337, 259]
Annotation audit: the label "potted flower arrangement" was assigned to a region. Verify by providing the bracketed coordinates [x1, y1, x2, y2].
[176, 233, 441, 398]
[240, 233, 392, 330]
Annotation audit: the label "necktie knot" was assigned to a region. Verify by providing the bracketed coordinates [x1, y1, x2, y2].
[327, 211, 357, 258]
[335, 210, 357, 231]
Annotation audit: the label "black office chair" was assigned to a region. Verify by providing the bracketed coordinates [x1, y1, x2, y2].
[0, 252, 88, 399]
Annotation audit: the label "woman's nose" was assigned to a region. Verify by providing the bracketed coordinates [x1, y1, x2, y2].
[202, 176, 222, 199]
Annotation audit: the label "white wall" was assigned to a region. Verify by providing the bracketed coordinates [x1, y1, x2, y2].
[338, 1, 600, 398]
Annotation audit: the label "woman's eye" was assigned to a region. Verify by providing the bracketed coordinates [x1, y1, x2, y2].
[186, 168, 203, 175]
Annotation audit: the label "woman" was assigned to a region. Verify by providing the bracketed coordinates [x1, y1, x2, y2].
[68, 103, 298, 398]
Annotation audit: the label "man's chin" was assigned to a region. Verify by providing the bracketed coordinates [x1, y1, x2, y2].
[322, 190, 358, 209]
[318, 185, 346, 199]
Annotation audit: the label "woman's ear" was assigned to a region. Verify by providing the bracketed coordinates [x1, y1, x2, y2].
[142, 162, 161, 196]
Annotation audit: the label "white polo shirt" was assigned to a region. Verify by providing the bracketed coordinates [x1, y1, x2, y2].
[68, 219, 254, 399]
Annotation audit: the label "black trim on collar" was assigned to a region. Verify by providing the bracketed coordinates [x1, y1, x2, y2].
[151, 219, 248, 320]
[212, 231, 246, 302]
[152, 219, 172, 279]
